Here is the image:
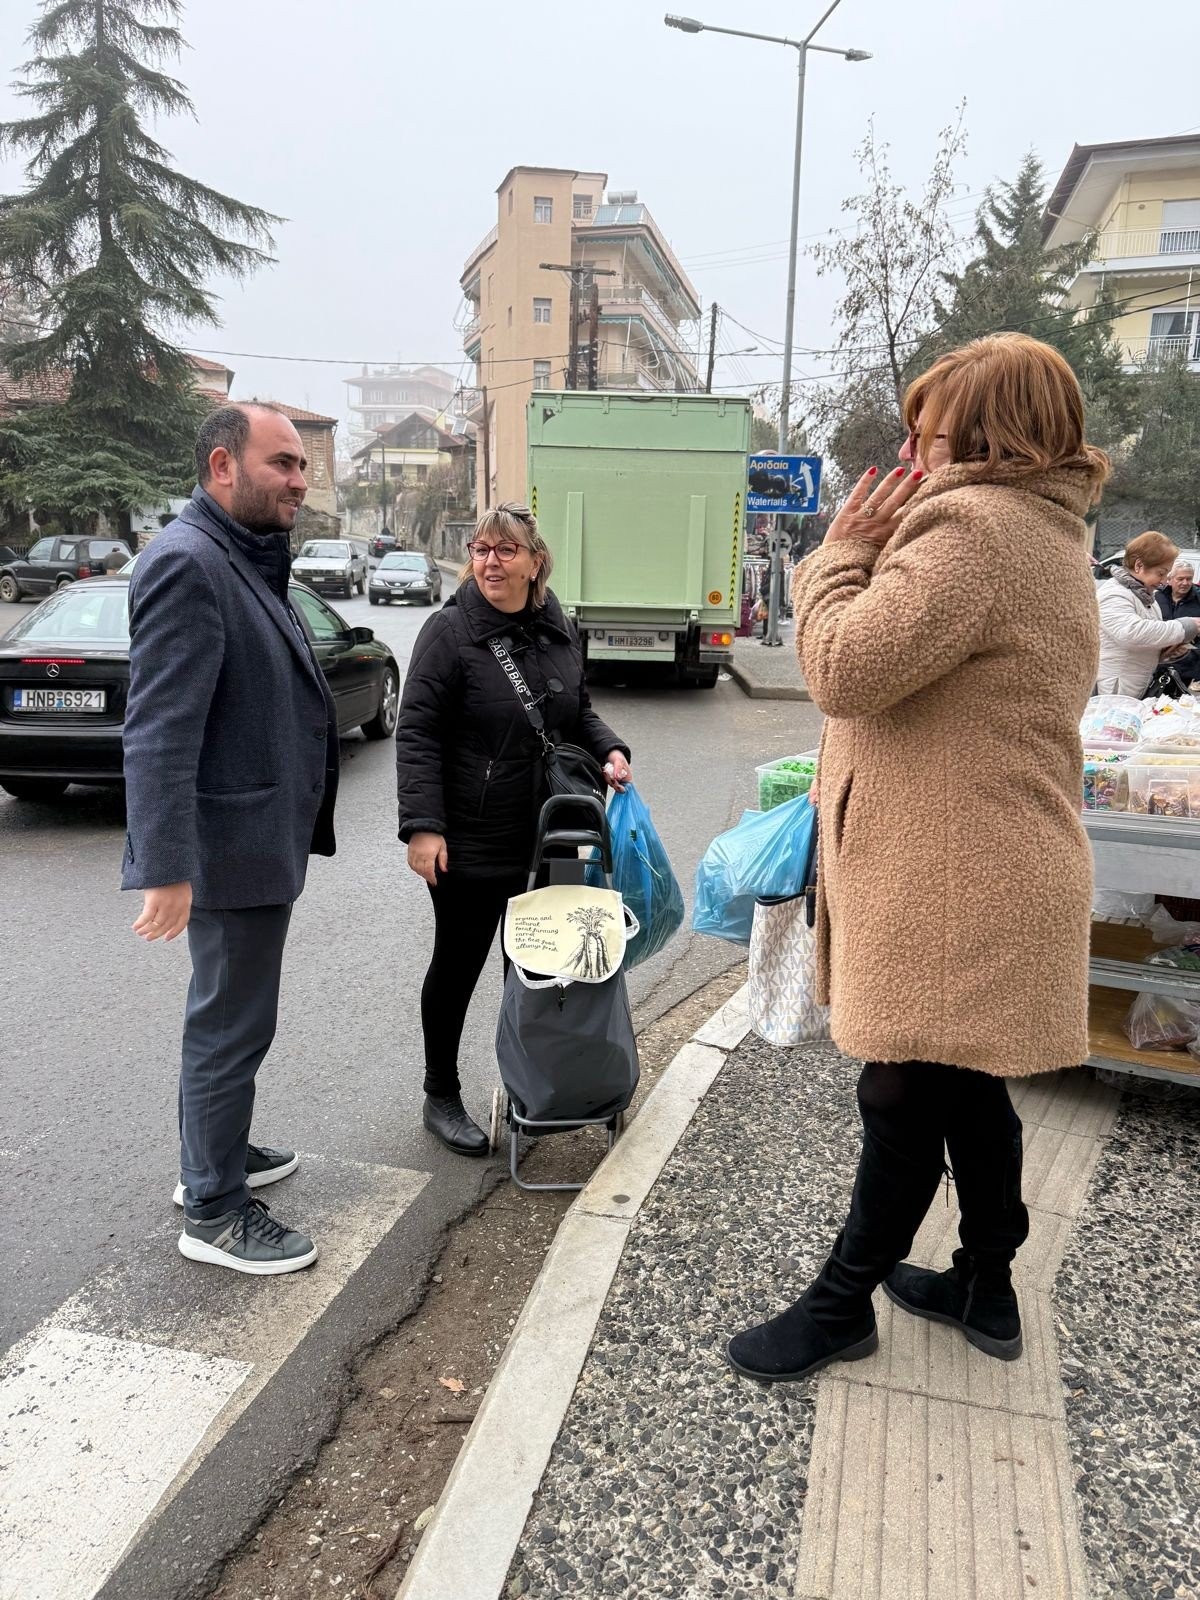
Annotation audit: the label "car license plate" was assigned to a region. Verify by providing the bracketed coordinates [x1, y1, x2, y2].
[605, 633, 658, 650]
[12, 688, 106, 712]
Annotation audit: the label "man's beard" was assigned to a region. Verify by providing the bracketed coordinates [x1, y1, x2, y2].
[230, 479, 300, 535]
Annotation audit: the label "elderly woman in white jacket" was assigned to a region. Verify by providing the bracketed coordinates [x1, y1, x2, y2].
[1096, 530, 1200, 696]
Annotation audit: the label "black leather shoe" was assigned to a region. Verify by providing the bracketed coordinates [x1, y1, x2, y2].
[422, 1093, 489, 1157]
[883, 1258, 1022, 1361]
[727, 1297, 878, 1384]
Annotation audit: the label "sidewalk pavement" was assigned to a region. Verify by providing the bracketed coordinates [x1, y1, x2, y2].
[729, 625, 811, 702]
[399, 987, 1200, 1600]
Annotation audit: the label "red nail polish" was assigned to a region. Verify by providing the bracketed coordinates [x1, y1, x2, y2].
[912, 470, 924, 481]
[867, 466, 878, 477]
[894, 466, 906, 476]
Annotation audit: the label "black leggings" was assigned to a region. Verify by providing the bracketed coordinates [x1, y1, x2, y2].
[856, 1059, 1028, 1272]
[421, 870, 527, 1097]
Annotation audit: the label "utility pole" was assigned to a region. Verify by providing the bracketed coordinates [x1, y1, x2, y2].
[540, 263, 616, 392]
[705, 302, 719, 394]
[480, 386, 491, 510]
[586, 282, 600, 389]
[377, 442, 388, 535]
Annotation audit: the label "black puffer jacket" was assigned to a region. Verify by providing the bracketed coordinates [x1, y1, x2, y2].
[395, 581, 629, 877]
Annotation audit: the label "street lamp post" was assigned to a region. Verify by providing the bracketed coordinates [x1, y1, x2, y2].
[665, 7, 870, 646]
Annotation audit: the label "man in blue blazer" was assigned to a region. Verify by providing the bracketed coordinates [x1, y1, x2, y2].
[123, 403, 339, 1275]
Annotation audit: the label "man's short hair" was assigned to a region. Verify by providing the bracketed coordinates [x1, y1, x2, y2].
[1173, 560, 1196, 577]
[194, 402, 285, 486]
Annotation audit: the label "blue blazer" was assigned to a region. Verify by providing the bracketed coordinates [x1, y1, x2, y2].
[121, 489, 339, 910]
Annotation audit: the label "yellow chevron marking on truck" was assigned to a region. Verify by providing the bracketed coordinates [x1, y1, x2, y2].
[730, 492, 742, 609]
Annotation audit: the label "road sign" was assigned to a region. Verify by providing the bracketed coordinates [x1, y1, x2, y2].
[746, 453, 823, 515]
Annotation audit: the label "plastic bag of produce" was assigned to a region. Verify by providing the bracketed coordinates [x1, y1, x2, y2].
[586, 784, 684, 969]
[1125, 990, 1200, 1050]
[693, 793, 816, 946]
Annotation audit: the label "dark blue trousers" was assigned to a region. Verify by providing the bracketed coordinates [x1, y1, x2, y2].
[179, 904, 293, 1221]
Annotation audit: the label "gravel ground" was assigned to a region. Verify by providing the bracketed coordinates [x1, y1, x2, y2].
[1056, 1078, 1200, 1600]
[506, 1034, 864, 1600]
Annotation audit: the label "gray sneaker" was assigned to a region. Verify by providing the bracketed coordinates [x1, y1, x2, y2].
[173, 1143, 299, 1208]
[178, 1197, 318, 1275]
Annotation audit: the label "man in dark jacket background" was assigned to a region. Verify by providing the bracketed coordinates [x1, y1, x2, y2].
[1156, 558, 1200, 688]
[123, 403, 339, 1276]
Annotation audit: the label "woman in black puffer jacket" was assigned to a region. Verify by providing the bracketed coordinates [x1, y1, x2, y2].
[395, 503, 631, 1156]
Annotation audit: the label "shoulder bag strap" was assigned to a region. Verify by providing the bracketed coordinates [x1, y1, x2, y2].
[488, 636, 555, 753]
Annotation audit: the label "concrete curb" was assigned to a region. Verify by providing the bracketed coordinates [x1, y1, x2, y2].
[726, 660, 812, 702]
[395, 984, 754, 1600]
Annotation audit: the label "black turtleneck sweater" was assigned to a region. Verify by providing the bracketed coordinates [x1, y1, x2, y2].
[195, 486, 292, 604]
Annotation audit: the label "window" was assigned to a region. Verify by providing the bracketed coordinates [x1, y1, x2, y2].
[507, 188, 514, 215]
[1148, 309, 1200, 361]
[291, 586, 346, 642]
[572, 194, 593, 220]
[369, 388, 387, 401]
[507, 305, 513, 328]
[533, 298, 552, 324]
[533, 359, 551, 389]
[534, 196, 553, 224]
[26, 538, 54, 561]
[416, 465, 428, 482]
[1160, 200, 1200, 255]
[389, 464, 405, 480]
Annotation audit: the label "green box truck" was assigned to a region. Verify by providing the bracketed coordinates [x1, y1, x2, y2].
[526, 391, 751, 688]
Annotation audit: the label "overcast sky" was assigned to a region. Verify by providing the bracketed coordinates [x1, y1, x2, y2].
[1, 0, 1196, 434]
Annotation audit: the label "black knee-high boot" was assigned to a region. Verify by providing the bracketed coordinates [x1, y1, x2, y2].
[727, 1063, 947, 1384]
[884, 1073, 1029, 1361]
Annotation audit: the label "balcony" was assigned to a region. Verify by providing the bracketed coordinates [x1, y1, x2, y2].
[462, 223, 498, 277]
[1121, 334, 1200, 371]
[600, 281, 687, 345]
[462, 312, 481, 343]
[1087, 225, 1200, 271]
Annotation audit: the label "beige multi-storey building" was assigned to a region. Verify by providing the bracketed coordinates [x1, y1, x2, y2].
[460, 166, 700, 507]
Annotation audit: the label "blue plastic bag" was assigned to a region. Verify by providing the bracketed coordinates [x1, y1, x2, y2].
[693, 792, 816, 946]
[588, 785, 685, 968]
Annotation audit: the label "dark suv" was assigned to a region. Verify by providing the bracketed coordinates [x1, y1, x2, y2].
[0, 536, 134, 603]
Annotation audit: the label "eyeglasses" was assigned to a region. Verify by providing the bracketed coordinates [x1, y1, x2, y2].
[906, 429, 947, 451]
[467, 541, 523, 562]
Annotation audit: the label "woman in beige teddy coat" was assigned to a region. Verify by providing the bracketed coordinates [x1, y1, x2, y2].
[728, 333, 1109, 1386]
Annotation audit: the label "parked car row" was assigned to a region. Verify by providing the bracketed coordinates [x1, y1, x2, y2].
[0, 573, 399, 801]
[291, 539, 367, 599]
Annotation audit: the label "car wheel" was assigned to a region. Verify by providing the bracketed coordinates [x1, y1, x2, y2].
[357, 574, 365, 595]
[0, 777, 70, 801]
[369, 595, 380, 606]
[0, 575, 21, 603]
[56, 575, 74, 590]
[362, 665, 399, 741]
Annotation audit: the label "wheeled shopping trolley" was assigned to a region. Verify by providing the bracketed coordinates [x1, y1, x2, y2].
[490, 795, 640, 1192]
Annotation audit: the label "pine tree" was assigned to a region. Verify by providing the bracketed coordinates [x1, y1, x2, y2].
[0, 0, 280, 525]
[928, 151, 1134, 447]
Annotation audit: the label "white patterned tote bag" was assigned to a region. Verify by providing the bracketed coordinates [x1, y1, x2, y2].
[749, 891, 830, 1046]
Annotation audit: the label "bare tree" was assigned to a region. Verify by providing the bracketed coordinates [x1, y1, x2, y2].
[807, 109, 967, 488]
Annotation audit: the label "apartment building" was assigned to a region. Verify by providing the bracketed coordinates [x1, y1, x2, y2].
[344, 365, 460, 450]
[1044, 134, 1200, 369]
[460, 166, 701, 506]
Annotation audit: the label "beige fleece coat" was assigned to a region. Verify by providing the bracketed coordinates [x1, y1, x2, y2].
[792, 462, 1102, 1078]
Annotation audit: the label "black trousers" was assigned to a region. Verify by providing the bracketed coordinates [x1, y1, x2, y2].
[421, 871, 527, 1097]
[854, 1059, 1029, 1278]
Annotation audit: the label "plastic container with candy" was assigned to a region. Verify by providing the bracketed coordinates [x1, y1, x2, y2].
[1119, 754, 1200, 818]
[1082, 749, 1126, 811]
[1079, 695, 1144, 751]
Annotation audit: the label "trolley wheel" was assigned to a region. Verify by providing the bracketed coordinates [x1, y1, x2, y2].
[611, 1109, 626, 1137]
[489, 1086, 510, 1151]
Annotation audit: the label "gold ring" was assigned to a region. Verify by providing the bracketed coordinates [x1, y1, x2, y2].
[862, 505, 876, 517]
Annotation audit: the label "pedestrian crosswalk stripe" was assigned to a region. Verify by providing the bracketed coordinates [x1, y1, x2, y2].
[0, 1328, 250, 1600]
[0, 1154, 430, 1600]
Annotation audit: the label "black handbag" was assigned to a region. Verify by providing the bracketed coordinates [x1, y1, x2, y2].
[488, 637, 607, 809]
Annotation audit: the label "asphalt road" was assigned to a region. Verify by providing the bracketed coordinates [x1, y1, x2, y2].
[0, 572, 823, 1600]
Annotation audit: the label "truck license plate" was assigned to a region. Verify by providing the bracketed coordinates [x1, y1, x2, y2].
[605, 633, 657, 650]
